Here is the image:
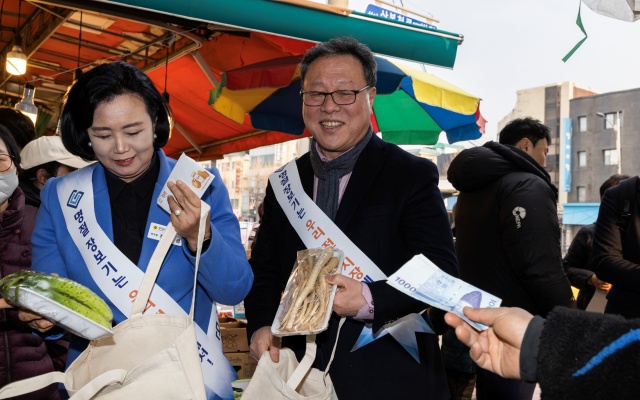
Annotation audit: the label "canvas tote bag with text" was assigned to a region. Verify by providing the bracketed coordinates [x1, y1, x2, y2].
[0, 203, 211, 399]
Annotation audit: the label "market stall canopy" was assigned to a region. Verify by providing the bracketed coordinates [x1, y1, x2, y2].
[1, 0, 466, 160]
[95, 0, 464, 67]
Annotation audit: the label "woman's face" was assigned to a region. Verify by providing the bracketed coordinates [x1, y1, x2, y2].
[88, 93, 155, 182]
[0, 139, 15, 173]
[0, 138, 17, 212]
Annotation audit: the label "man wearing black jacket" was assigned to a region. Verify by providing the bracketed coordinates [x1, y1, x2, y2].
[447, 117, 575, 400]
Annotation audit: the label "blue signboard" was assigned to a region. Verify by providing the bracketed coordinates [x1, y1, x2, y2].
[364, 4, 436, 29]
[561, 118, 572, 192]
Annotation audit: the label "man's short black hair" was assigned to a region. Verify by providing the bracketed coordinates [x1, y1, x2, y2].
[498, 117, 551, 147]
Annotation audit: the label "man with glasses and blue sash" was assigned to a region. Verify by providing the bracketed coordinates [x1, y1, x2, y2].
[245, 37, 458, 399]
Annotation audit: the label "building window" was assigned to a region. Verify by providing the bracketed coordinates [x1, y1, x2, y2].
[578, 116, 587, 132]
[603, 149, 619, 166]
[603, 112, 619, 129]
[578, 151, 586, 167]
[577, 186, 586, 202]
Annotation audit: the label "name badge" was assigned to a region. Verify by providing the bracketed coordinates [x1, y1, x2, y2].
[148, 222, 182, 246]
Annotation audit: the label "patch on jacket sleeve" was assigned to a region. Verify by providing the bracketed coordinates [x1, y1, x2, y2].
[512, 207, 526, 229]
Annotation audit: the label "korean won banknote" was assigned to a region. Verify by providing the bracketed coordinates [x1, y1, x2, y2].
[387, 254, 501, 330]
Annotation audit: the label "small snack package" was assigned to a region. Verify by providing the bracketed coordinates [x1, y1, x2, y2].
[272, 247, 344, 336]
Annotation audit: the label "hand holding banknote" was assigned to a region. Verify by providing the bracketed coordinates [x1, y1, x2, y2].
[444, 307, 534, 380]
[387, 254, 502, 330]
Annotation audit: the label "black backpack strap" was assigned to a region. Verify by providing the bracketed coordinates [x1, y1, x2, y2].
[616, 176, 639, 232]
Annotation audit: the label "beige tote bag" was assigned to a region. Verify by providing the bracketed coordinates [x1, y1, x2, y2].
[0, 203, 210, 400]
[242, 318, 345, 400]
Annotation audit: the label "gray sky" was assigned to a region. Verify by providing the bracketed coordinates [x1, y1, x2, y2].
[344, 0, 640, 141]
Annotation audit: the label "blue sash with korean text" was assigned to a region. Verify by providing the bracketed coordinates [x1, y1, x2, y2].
[268, 160, 432, 363]
[57, 165, 235, 400]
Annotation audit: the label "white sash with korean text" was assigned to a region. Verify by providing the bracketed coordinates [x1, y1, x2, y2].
[269, 161, 432, 363]
[57, 166, 234, 400]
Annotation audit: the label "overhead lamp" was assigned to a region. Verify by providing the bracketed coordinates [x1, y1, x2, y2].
[15, 84, 38, 126]
[7, 0, 27, 75]
[6, 44, 27, 76]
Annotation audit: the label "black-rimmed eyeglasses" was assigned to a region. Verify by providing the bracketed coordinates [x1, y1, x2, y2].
[300, 85, 370, 106]
[0, 154, 14, 173]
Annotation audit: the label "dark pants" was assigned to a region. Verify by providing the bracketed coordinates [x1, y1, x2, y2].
[476, 368, 536, 400]
[446, 369, 476, 400]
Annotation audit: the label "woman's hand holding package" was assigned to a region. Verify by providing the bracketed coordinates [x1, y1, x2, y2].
[167, 180, 211, 251]
[18, 309, 56, 332]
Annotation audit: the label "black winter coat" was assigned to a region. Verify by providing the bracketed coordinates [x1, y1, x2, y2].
[563, 223, 598, 310]
[246, 135, 457, 400]
[593, 177, 640, 318]
[530, 307, 640, 399]
[447, 141, 574, 317]
[0, 188, 69, 400]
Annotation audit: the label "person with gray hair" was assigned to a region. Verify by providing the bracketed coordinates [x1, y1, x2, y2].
[245, 36, 457, 399]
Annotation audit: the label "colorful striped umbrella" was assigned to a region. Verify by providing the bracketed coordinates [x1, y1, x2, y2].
[209, 56, 485, 145]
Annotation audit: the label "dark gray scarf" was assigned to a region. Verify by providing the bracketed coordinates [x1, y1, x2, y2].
[310, 128, 373, 220]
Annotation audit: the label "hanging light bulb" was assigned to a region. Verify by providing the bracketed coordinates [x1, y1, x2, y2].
[15, 84, 38, 125]
[6, 44, 27, 75]
[6, 1, 27, 75]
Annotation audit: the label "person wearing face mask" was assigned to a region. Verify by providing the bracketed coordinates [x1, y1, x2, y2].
[0, 125, 69, 400]
[15, 61, 253, 399]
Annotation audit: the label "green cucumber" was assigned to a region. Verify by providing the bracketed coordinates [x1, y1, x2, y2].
[0, 271, 113, 327]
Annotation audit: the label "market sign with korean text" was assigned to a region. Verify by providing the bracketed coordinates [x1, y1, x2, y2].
[364, 4, 436, 29]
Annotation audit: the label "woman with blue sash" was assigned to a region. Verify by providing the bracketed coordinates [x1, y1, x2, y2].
[19, 61, 253, 400]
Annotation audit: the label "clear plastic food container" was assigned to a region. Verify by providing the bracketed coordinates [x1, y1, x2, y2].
[271, 247, 344, 336]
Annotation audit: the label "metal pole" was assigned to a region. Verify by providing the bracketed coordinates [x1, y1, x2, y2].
[616, 111, 622, 174]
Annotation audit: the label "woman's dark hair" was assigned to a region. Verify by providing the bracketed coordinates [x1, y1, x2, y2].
[300, 37, 377, 89]
[60, 61, 172, 160]
[0, 107, 36, 150]
[21, 161, 61, 182]
[0, 124, 22, 174]
[600, 174, 631, 199]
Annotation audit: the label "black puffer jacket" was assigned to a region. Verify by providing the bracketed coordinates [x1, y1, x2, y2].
[447, 142, 574, 317]
[0, 188, 69, 400]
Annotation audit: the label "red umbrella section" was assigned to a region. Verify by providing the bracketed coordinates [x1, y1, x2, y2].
[147, 32, 314, 160]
